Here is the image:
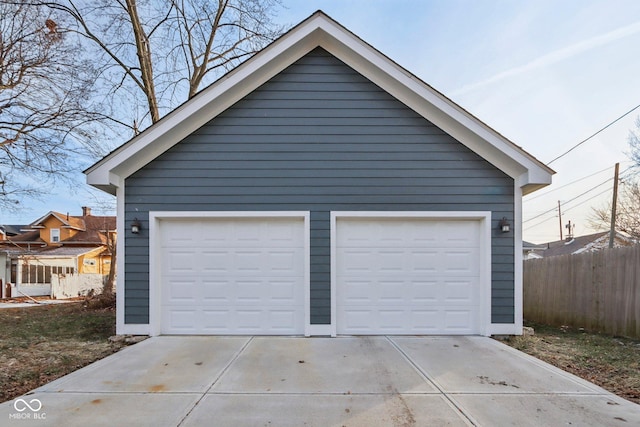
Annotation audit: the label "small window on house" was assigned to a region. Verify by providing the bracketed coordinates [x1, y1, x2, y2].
[51, 228, 60, 243]
[84, 259, 97, 266]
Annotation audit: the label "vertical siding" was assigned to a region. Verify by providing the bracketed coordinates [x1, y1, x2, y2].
[124, 47, 514, 325]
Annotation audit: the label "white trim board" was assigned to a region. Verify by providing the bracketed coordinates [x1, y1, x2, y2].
[85, 11, 553, 196]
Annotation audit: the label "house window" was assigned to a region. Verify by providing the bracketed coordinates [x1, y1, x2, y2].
[51, 228, 60, 243]
[84, 259, 97, 266]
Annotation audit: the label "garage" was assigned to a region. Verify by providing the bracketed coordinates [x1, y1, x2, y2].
[88, 12, 554, 336]
[334, 214, 488, 335]
[155, 214, 307, 335]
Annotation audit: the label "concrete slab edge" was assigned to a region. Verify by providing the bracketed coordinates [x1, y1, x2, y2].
[483, 337, 617, 396]
[176, 336, 254, 426]
[385, 336, 477, 427]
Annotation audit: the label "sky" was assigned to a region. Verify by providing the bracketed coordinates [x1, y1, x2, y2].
[3, 0, 640, 244]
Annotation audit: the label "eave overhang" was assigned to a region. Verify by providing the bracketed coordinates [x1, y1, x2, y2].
[85, 11, 553, 196]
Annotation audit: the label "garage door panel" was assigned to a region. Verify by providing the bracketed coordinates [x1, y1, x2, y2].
[378, 309, 407, 331]
[160, 217, 305, 335]
[336, 217, 482, 335]
[235, 280, 262, 303]
[166, 250, 197, 272]
[163, 279, 198, 304]
[412, 310, 440, 332]
[442, 249, 479, 274]
[201, 281, 229, 302]
[378, 280, 404, 303]
[339, 306, 478, 335]
[269, 280, 299, 302]
[341, 277, 475, 306]
[411, 251, 439, 272]
[269, 310, 300, 331]
[337, 248, 477, 277]
[200, 251, 231, 272]
[341, 279, 374, 304]
[267, 251, 301, 273]
[162, 305, 304, 335]
[338, 219, 480, 248]
[164, 309, 198, 333]
[444, 310, 476, 332]
[444, 280, 474, 302]
[412, 281, 439, 302]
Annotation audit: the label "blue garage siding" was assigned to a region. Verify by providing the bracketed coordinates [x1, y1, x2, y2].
[124, 47, 514, 326]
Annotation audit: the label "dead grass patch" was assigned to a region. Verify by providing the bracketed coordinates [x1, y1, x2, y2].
[0, 298, 126, 403]
[503, 322, 640, 405]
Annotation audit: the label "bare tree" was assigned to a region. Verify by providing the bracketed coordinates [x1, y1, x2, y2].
[628, 117, 640, 167]
[2, 0, 284, 211]
[589, 118, 640, 238]
[589, 179, 640, 239]
[102, 226, 116, 297]
[32, 0, 284, 129]
[0, 2, 106, 211]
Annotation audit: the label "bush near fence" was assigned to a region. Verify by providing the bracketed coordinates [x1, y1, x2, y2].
[524, 244, 640, 339]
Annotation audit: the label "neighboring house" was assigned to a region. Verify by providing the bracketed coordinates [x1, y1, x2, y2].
[536, 231, 636, 258]
[0, 225, 28, 240]
[85, 12, 553, 337]
[0, 207, 116, 298]
[523, 241, 546, 260]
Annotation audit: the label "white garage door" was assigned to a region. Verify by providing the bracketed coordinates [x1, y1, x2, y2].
[336, 217, 482, 335]
[159, 217, 305, 335]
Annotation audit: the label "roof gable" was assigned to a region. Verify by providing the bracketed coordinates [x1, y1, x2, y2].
[85, 10, 553, 195]
[1, 211, 116, 248]
[30, 211, 85, 231]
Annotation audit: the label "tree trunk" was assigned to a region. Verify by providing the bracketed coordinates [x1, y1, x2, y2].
[125, 0, 160, 123]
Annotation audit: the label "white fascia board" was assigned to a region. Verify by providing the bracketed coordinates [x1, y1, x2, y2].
[30, 211, 56, 226]
[316, 17, 553, 187]
[86, 21, 325, 190]
[86, 12, 553, 193]
[517, 168, 554, 195]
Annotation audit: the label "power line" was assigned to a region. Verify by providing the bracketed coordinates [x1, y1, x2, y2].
[523, 165, 636, 231]
[523, 187, 612, 231]
[562, 187, 612, 214]
[523, 177, 613, 224]
[546, 103, 640, 165]
[524, 166, 612, 202]
[523, 187, 611, 231]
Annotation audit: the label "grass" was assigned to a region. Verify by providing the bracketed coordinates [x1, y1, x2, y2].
[0, 297, 126, 403]
[502, 322, 640, 405]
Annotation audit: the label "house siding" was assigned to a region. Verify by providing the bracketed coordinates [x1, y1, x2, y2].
[124, 48, 514, 326]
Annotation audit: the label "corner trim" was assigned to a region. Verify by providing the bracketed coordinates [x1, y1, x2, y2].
[115, 183, 127, 335]
[513, 183, 524, 335]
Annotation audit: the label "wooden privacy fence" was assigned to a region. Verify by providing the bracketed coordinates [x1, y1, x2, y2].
[523, 244, 640, 339]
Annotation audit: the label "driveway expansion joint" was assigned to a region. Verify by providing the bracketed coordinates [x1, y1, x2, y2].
[176, 336, 253, 426]
[385, 336, 477, 426]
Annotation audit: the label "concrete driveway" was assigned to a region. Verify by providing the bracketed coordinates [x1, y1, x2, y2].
[1, 336, 638, 426]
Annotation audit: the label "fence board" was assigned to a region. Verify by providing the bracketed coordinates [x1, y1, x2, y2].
[524, 244, 640, 339]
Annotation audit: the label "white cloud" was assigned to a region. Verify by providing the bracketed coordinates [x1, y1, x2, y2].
[450, 20, 640, 97]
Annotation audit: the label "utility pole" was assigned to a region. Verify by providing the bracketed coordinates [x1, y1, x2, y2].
[558, 200, 563, 240]
[609, 162, 620, 249]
